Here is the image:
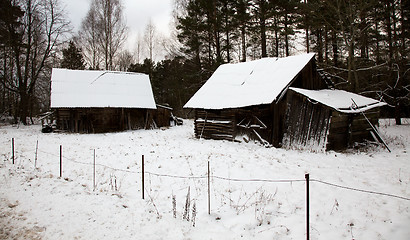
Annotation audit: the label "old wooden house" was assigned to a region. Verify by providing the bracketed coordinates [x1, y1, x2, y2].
[50, 68, 167, 133]
[184, 53, 386, 150]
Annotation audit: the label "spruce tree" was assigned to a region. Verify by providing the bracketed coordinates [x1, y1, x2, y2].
[61, 41, 85, 70]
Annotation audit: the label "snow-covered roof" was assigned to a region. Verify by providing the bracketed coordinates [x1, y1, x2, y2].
[184, 53, 316, 109]
[50, 68, 156, 109]
[289, 87, 386, 113]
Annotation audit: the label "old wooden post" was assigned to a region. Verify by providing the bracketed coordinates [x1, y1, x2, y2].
[12, 138, 14, 164]
[142, 155, 145, 199]
[60, 145, 63, 178]
[35, 140, 38, 168]
[208, 161, 210, 215]
[305, 173, 310, 240]
[93, 149, 96, 191]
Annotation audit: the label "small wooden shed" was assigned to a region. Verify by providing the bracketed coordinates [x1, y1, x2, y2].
[50, 68, 160, 133]
[184, 53, 327, 147]
[283, 88, 386, 151]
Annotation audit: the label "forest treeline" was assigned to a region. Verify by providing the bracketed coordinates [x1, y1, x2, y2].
[134, 0, 409, 122]
[1, 0, 409, 124]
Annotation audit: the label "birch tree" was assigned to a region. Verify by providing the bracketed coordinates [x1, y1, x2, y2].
[80, 0, 127, 70]
[79, 3, 101, 69]
[144, 19, 157, 63]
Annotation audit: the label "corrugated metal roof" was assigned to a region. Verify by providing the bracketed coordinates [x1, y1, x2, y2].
[50, 68, 156, 109]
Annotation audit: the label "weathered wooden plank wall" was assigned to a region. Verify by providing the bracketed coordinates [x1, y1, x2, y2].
[283, 91, 331, 150]
[288, 61, 328, 90]
[283, 90, 381, 151]
[151, 106, 172, 128]
[235, 106, 273, 143]
[326, 110, 380, 150]
[54, 108, 150, 133]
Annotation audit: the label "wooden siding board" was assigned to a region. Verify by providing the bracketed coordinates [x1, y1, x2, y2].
[53, 108, 151, 133]
[282, 91, 331, 150]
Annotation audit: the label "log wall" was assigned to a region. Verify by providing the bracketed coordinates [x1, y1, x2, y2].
[194, 109, 236, 141]
[194, 106, 279, 145]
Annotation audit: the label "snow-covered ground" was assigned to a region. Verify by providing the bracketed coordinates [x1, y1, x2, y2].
[0, 119, 409, 239]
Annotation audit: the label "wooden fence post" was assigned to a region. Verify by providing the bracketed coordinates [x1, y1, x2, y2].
[35, 140, 38, 168]
[142, 155, 145, 199]
[305, 173, 310, 240]
[208, 161, 210, 215]
[93, 149, 96, 191]
[12, 138, 14, 164]
[60, 145, 63, 178]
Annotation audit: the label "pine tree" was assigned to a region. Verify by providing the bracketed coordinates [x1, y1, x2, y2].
[61, 41, 85, 70]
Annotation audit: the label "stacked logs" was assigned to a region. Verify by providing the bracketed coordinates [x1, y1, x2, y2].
[194, 110, 236, 141]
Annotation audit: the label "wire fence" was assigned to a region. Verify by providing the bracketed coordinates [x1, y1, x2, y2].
[311, 179, 410, 201]
[3, 137, 410, 239]
[6, 137, 410, 201]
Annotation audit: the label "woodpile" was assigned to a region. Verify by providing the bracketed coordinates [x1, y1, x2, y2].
[194, 110, 236, 141]
[194, 107, 275, 145]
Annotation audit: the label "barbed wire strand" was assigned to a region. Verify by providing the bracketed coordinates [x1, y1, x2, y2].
[311, 179, 410, 201]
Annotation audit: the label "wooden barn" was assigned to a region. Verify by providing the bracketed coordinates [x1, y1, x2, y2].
[50, 68, 170, 133]
[184, 53, 386, 150]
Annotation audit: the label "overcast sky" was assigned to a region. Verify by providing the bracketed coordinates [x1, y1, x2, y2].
[60, 0, 174, 56]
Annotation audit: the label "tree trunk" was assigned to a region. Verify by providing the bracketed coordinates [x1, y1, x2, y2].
[359, 10, 368, 59]
[316, 29, 323, 63]
[226, 30, 230, 62]
[374, 8, 381, 65]
[395, 94, 402, 125]
[224, 1, 231, 63]
[284, 14, 289, 57]
[241, 25, 246, 62]
[331, 30, 338, 67]
[211, 0, 222, 64]
[305, 0, 309, 53]
[259, 0, 267, 58]
[19, 91, 29, 125]
[386, 1, 393, 64]
[324, 25, 329, 64]
[400, 0, 407, 63]
[274, 16, 279, 57]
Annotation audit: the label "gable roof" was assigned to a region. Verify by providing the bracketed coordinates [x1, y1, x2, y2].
[289, 87, 386, 113]
[50, 68, 156, 109]
[184, 53, 316, 109]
